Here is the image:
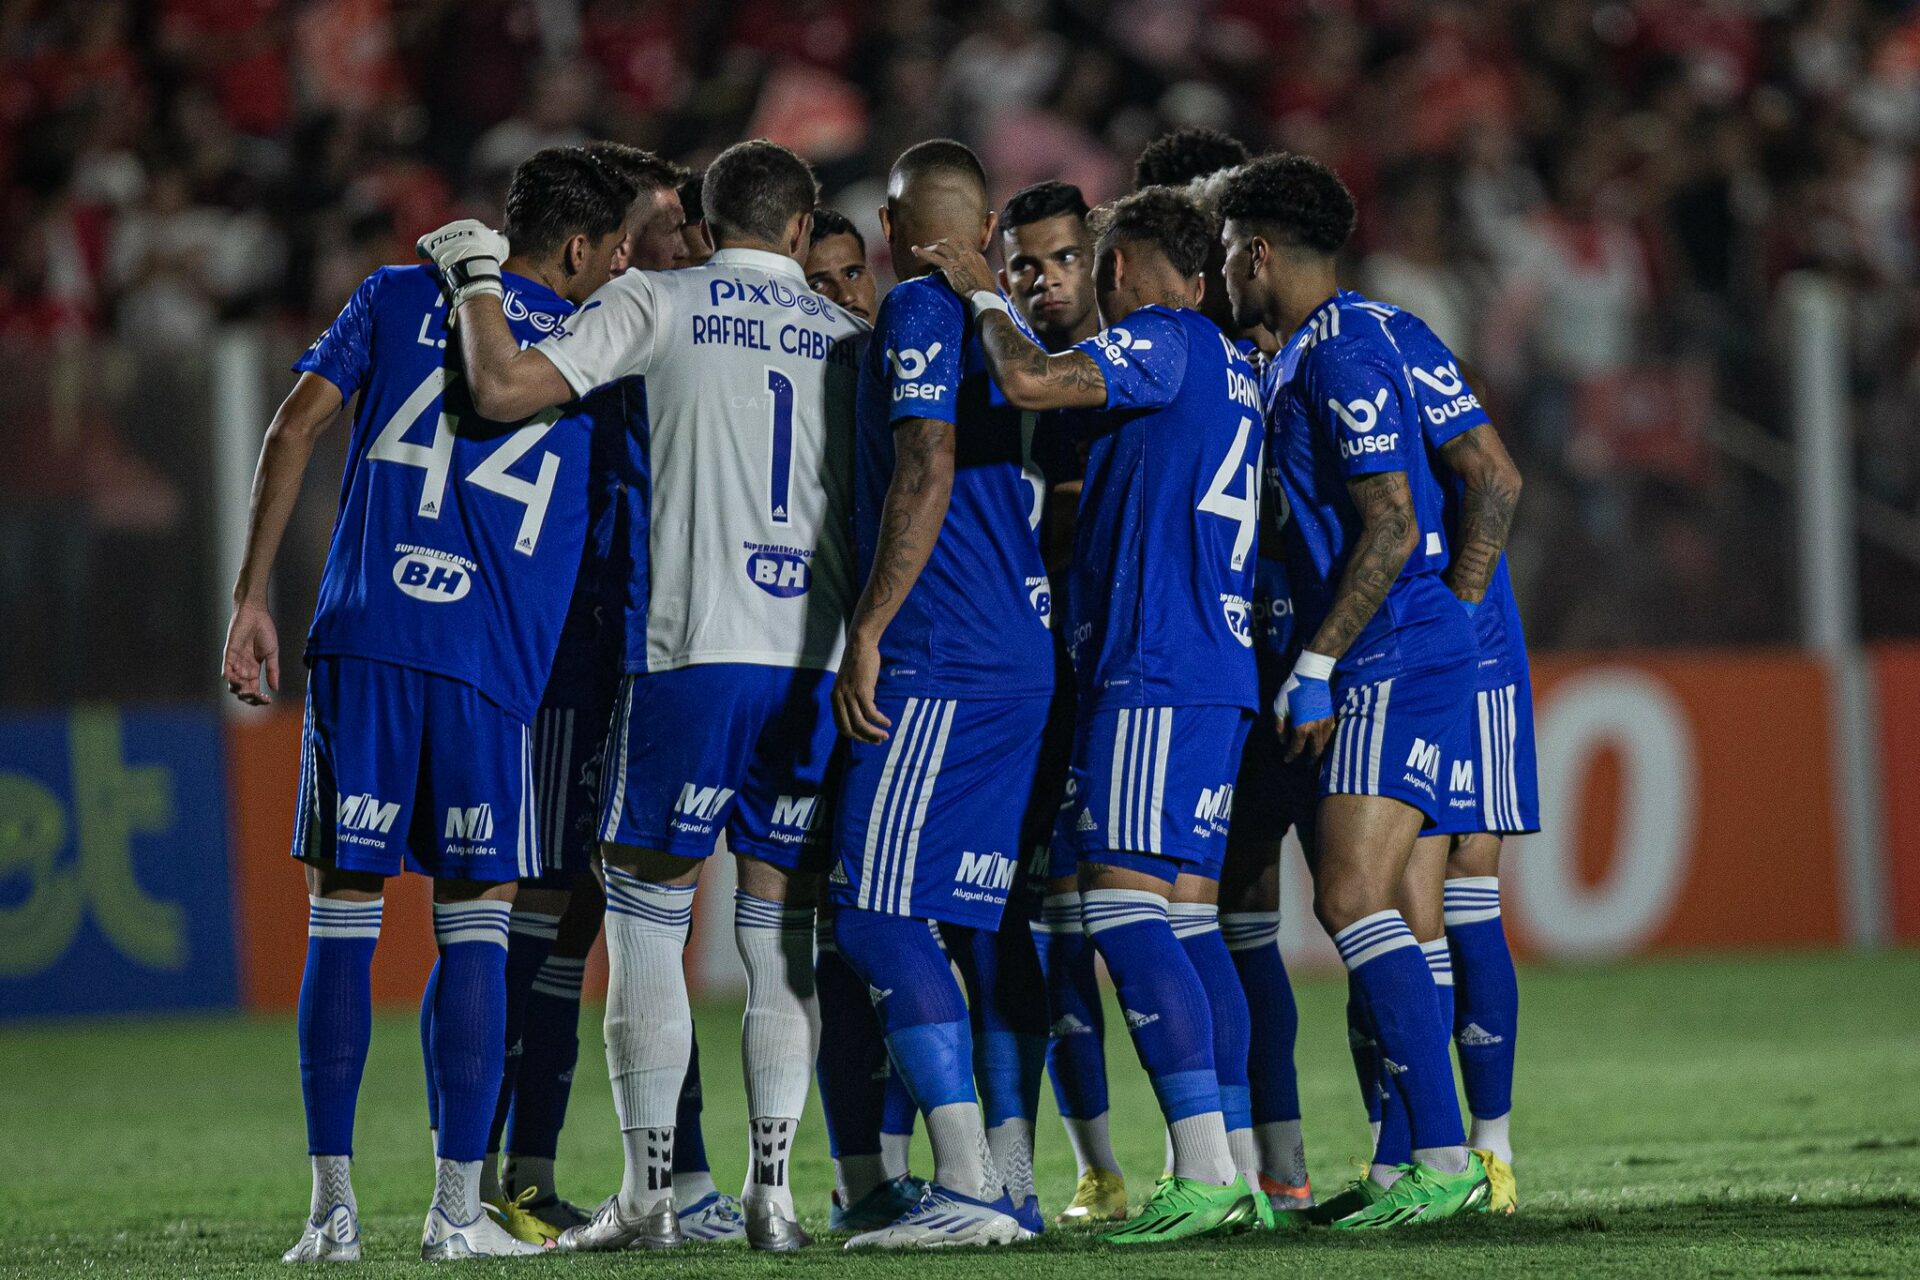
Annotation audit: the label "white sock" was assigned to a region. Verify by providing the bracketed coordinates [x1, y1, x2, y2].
[835, 1153, 889, 1207]
[1162, 1126, 1175, 1178]
[432, 1157, 483, 1224]
[602, 868, 695, 1215]
[1168, 1113, 1236, 1186]
[1227, 1126, 1259, 1187]
[673, 1169, 716, 1204]
[1372, 1162, 1405, 1189]
[880, 1131, 913, 1181]
[620, 1127, 675, 1215]
[1254, 1120, 1308, 1189]
[987, 1117, 1034, 1205]
[926, 1101, 997, 1201]
[1369, 1119, 1382, 1150]
[1414, 1145, 1470, 1175]
[502, 1154, 554, 1202]
[309, 1154, 355, 1224]
[744, 1117, 799, 1214]
[735, 891, 818, 1215]
[1061, 1113, 1118, 1178]
[1470, 1112, 1512, 1164]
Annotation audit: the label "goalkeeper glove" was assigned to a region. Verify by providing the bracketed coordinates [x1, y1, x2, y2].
[416, 220, 509, 310]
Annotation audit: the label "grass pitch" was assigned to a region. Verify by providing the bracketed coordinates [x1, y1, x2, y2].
[2, 951, 1917, 1278]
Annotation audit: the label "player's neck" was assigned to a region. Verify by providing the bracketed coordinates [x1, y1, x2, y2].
[1272, 271, 1339, 340]
[499, 255, 568, 298]
[712, 234, 801, 265]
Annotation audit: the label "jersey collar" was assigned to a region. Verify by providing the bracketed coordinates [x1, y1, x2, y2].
[500, 270, 568, 312]
[707, 247, 808, 282]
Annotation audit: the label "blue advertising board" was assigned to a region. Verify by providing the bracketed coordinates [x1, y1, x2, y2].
[0, 707, 239, 1019]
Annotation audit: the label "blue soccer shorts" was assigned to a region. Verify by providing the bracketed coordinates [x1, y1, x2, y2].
[1059, 704, 1253, 882]
[294, 656, 537, 882]
[598, 663, 837, 871]
[525, 613, 620, 889]
[1429, 668, 1540, 837]
[1319, 660, 1475, 827]
[829, 691, 1052, 929]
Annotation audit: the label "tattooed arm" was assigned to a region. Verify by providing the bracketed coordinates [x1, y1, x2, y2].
[1436, 423, 1522, 604]
[912, 238, 1109, 410]
[1309, 470, 1420, 660]
[832, 418, 956, 744]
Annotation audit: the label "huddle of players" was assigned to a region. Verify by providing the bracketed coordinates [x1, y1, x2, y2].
[223, 122, 1533, 1260]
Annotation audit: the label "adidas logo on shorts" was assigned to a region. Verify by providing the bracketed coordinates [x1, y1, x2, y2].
[1076, 809, 1098, 833]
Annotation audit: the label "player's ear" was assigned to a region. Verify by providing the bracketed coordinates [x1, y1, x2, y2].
[997, 267, 1011, 296]
[788, 210, 813, 258]
[560, 231, 589, 278]
[877, 204, 894, 245]
[978, 209, 998, 255]
[1187, 273, 1206, 309]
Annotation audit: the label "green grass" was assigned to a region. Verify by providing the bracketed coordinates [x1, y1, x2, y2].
[3, 952, 1918, 1277]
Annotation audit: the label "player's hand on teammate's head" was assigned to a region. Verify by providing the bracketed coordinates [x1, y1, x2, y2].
[831, 639, 893, 745]
[222, 601, 280, 707]
[911, 238, 995, 299]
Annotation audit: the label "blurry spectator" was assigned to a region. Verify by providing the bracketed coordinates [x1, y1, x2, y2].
[940, 0, 1067, 144]
[469, 60, 597, 185]
[1360, 161, 1482, 361]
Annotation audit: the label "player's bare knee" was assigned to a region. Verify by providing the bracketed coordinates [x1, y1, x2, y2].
[434, 877, 517, 905]
[305, 864, 385, 900]
[1447, 833, 1503, 880]
[514, 885, 571, 918]
[736, 854, 820, 906]
[1078, 860, 1173, 897]
[601, 841, 700, 886]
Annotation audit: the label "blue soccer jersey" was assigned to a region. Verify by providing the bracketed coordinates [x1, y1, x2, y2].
[1387, 308, 1531, 690]
[1267, 290, 1468, 682]
[854, 276, 1053, 698]
[297, 265, 593, 723]
[1066, 305, 1263, 711]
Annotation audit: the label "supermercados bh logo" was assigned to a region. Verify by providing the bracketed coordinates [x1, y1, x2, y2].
[393, 544, 476, 603]
[744, 540, 813, 598]
[1220, 593, 1253, 647]
[1027, 576, 1052, 625]
[887, 343, 947, 404]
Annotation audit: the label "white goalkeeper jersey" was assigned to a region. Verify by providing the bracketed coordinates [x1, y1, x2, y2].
[537, 247, 867, 675]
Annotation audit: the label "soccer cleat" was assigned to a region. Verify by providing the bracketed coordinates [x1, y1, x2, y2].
[1304, 1174, 1385, 1226]
[743, 1197, 810, 1251]
[831, 1175, 925, 1233]
[1260, 1172, 1314, 1212]
[282, 1204, 360, 1263]
[844, 1183, 1029, 1249]
[1328, 1154, 1491, 1231]
[1055, 1168, 1128, 1225]
[420, 1206, 550, 1259]
[484, 1186, 560, 1245]
[1097, 1175, 1263, 1245]
[678, 1190, 747, 1242]
[517, 1192, 591, 1231]
[1012, 1194, 1045, 1237]
[1473, 1148, 1517, 1214]
[555, 1195, 682, 1252]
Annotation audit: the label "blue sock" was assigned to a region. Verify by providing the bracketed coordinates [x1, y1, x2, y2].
[488, 911, 560, 1155]
[1445, 877, 1517, 1121]
[1031, 894, 1109, 1121]
[503, 952, 585, 1160]
[1082, 890, 1221, 1125]
[300, 896, 382, 1155]
[958, 923, 1048, 1131]
[672, 1028, 710, 1175]
[431, 900, 512, 1162]
[881, 1067, 917, 1140]
[1334, 911, 1464, 1157]
[1172, 904, 1252, 1153]
[833, 908, 973, 1109]
[1223, 912, 1299, 1126]
[1421, 936, 1456, 1034]
[420, 958, 440, 1134]
[815, 921, 888, 1162]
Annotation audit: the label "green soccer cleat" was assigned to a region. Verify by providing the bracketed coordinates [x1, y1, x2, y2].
[1097, 1175, 1263, 1245]
[1303, 1174, 1387, 1226]
[1328, 1153, 1491, 1230]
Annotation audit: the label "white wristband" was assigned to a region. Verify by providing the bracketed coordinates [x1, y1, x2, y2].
[1291, 650, 1336, 682]
[968, 290, 1011, 320]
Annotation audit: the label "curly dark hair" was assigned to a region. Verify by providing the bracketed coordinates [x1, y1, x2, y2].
[1133, 127, 1250, 191]
[1090, 186, 1213, 278]
[1215, 152, 1357, 256]
[1001, 180, 1089, 231]
[808, 206, 864, 252]
[702, 139, 820, 244]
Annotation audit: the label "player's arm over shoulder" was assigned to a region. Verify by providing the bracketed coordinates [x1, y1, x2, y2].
[977, 308, 1108, 412]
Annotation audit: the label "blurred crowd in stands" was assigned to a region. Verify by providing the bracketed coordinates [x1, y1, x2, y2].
[4, 0, 1920, 704]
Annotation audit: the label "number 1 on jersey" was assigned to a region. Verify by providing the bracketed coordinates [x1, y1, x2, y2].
[767, 368, 795, 525]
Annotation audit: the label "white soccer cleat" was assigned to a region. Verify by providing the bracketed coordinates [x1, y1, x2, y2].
[844, 1184, 1030, 1250]
[419, 1206, 549, 1259]
[283, 1204, 361, 1262]
[555, 1195, 683, 1252]
[678, 1190, 748, 1242]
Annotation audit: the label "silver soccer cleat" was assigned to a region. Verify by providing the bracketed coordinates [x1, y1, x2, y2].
[419, 1206, 549, 1260]
[556, 1195, 683, 1253]
[744, 1197, 812, 1252]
